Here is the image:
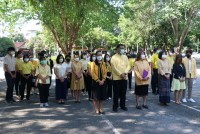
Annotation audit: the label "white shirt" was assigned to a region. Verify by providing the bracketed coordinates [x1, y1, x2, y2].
[188, 59, 192, 74]
[62, 62, 72, 73]
[3, 54, 16, 72]
[54, 63, 67, 79]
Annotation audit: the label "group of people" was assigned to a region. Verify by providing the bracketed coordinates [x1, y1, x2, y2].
[3, 44, 198, 114]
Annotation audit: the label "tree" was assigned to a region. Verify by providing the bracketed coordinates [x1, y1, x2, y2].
[10, 33, 25, 42]
[0, 37, 14, 56]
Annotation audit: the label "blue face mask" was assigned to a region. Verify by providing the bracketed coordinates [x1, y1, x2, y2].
[157, 50, 161, 54]
[40, 60, 47, 65]
[120, 49, 125, 55]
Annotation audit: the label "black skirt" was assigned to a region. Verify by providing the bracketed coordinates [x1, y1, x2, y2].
[135, 84, 148, 96]
[93, 81, 107, 101]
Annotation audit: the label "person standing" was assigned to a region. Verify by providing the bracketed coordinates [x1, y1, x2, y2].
[19, 55, 34, 101]
[63, 55, 72, 98]
[15, 51, 23, 97]
[171, 54, 186, 104]
[104, 54, 112, 100]
[54, 54, 67, 104]
[134, 51, 151, 109]
[157, 51, 171, 105]
[127, 53, 134, 90]
[151, 48, 161, 95]
[87, 53, 96, 101]
[111, 44, 130, 112]
[182, 50, 197, 103]
[80, 52, 89, 95]
[35, 56, 51, 107]
[71, 54, 85, 103]
[91, 51, 107, 114]
[3, 47, 16, 103]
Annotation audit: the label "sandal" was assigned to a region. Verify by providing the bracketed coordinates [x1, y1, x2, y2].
[136, 106, 142, 110]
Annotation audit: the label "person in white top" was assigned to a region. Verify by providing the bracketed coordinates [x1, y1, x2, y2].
[54, 54, 68, 104]
[3, 47, 16, 103]
[62, 55, 72, 98]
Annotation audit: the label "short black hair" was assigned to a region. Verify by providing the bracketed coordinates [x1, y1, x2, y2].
[158, 51, 164, 59]
[81, 52, 87, 59]
[65, 55, 71, 59]
[186, 49, 193, 54]
[56, 54, 64, 64]
[23, 54, 29, 60]
[7, 47, 15, 52]
[39, 56, 45, 61]
[41, 50, 46, 54]
[116, 44, 124, 49]
[175, 54, 182, 64]
[15, 51, 22, 58]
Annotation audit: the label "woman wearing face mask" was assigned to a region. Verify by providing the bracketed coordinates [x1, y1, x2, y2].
[171, 54, 186, 104]
[80, 52, 89, 95]
[71, 54, 85, 103]
[134, 51, 151, 109]
[54, 54, 67, 104]
[91, 51, 107, 114]
[35, 56, 51, 107]
[87, 53, 96, 101]
[63, 55, 72, 98]
[19, 55, 34, 101]
[104, 54, 112, 100]
[157, 51, 171, 106]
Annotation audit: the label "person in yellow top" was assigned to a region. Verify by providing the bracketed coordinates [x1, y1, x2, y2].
[127, 53, 135, 90]
[151, 48, 161, 95]
[19, 55, 34, 101]
[182, 49, 198, 103]
[134, 51, 151, 109]
[111, 44, 130, 112]
[87, 53, 96, 101]
[15, 51, 23, 97]
[104, 54, 112, 100]
[35, 56, 51, 107]
[167, 48, 176, 89]
[157, 51, 171, 106]
[29, 54, 39, 95]
[91, 51, 107, 114]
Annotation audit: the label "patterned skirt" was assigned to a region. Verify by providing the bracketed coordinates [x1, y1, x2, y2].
[158, 75, 170, 103]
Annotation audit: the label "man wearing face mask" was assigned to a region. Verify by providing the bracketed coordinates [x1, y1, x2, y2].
[3, 47, 16, 103]
[182, 49, 197, 103]
[111, 44, 130, 112]
[19, 55, 34, 101]
[151, 48, 161, 95]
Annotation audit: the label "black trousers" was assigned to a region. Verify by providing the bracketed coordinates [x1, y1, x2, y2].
[151, 69, 158, 93]
[5, 72, 15, 101]
[113, 80, 127, 109]
[15, 72, 21, 95]
[170, 70, 173, 89]
[128, 72, 132, 89]
[86, 75, 92, 99]
[20, 74, 32, 100]
[106, 72, 112, 98]
[38, 84, 49, 103]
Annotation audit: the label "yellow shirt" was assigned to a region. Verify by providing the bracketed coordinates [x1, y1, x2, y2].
[134, 60, 151, 85]
[157, 59, 171, 75]
[91, 62, 107, 81]
[16, 58, 22, 71]
[30, 60, 39, 70]
[129, 58, 135, 68]
[105, 62, 112, 72]
[35, 64, 51, 84]
[151, 53, 159, 69]
[19, 62, 34, 74]
[111, 53, 130, 80]
[167, 56, 175, 70]
[182, 57, 197, 78]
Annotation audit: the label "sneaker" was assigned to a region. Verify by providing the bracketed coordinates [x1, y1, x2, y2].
[121, 107, 128, 111]
[188, 98, 196, 102]
[182, 98, 187, 103]
[40, 103, 44, 107]
[44, 103, 49, 107]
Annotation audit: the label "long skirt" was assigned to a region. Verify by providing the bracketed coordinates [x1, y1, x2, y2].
[158, 75, 170, 103]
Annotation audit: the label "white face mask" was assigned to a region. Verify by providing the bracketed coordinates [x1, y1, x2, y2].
[92, 57, 96, 61]
[75, 58, 79, 62]
[83, 55, 87, 59]
[106, 57, 110, 61]
[162, 54, 167, 59]
[24, 58, 29, 62]
[59, 59, 64, 63]
[141, 55, 145, 60]
[97, 56, 102, 61]
[10, 51, 15, 56]
[30, 58, 34, 61]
